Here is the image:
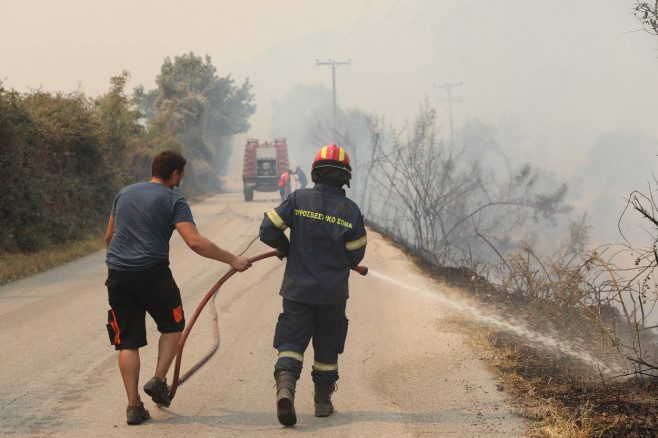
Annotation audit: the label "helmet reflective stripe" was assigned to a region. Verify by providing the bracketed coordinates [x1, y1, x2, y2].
[312, 360, 338, 371]
[320, 144, 345, 162]
[313, 144, 351, 172]
[345, 235, 367, 251]
[266, 208, 287, 231]
[278, 351, 304, 363]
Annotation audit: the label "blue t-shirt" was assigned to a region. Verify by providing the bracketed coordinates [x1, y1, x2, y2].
[105, 182, 195, 271]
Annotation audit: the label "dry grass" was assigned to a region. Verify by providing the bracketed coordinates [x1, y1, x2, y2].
[437, 278, 658, 437]
[0, 231, 104, 285]
[399, 246, 658, 437]
[359, 227, 658, 436]
[442, 308, 658, 437]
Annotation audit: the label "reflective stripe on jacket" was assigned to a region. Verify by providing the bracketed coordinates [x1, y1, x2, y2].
[259, 184, 367, 304]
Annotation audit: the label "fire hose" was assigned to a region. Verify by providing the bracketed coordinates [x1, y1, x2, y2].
[169, 249, 368, 400]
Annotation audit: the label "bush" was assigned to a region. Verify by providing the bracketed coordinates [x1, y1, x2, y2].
[0, 78, 145, 254]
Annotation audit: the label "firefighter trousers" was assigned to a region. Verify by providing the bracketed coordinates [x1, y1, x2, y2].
[273, 298, 348, 385]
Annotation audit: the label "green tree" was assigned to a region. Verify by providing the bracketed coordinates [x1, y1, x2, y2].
[94, 71, 150, 184]
[0, 84, 34, 252]
[136, 52, 255, 194]
[635, 1, 658, 35]
[0, 73, 154, 254]
[0, 87, 110, 251]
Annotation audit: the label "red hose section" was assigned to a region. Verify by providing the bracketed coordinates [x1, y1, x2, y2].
[169, 250, 277, 399]
[168, 250, 368, 400]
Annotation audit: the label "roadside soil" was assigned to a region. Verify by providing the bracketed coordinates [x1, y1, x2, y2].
[407, 250, 658, 437]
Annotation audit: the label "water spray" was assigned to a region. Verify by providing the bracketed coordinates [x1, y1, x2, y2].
[369, 269, 625, 376]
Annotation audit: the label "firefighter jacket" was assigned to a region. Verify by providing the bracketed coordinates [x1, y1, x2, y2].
[259, 184, 367, 305]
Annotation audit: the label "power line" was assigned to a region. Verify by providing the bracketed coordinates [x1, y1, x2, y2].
[350, 0, 400, 56]
[334, 0, 372, 57]
[384, 0, 436, 46]
[364, 0, 399, 44]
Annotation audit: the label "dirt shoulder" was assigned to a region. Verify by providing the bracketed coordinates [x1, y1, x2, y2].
[404, 244, 658, 437]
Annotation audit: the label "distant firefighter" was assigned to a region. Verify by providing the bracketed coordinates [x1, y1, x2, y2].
[278, 169, 292, 201]
[294, 166, 307, 189]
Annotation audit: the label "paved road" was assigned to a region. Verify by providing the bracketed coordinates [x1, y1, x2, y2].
[0, 192, 526, 437]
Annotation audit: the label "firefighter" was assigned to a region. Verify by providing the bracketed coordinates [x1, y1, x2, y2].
[259, 144, 367, 426]
[294, 166, 308, 189]
[278, 170, 291, 201]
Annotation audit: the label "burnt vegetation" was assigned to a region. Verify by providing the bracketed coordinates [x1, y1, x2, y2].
[334, 99, 658, 436]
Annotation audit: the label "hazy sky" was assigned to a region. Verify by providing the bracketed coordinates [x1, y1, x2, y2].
[2, 0, 657, 176]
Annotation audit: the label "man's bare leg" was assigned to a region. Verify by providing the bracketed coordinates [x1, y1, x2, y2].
[119, 349, 141, 406]
[154, 332, 182, 381]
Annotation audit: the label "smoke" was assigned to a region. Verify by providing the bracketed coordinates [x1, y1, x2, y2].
[225, 1, 658, 254]
[571, 130, 658, 247]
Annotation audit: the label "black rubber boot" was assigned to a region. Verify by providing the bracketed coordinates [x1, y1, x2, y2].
[275, 370, 297, 426]
[314, 382, 336, 417]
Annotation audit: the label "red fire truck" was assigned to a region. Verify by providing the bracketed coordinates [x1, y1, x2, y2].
[242, 138, 290, 201]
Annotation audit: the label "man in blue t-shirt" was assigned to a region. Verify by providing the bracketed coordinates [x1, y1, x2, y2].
[104, 150, 251, 425]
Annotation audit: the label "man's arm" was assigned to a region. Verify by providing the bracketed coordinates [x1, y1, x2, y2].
[105, 215, 115, 251]
[175, 221, 251, 272]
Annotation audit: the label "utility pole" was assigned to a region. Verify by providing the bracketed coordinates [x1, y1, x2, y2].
[316, 59, 351, 131]
[434, 81, 463, 146]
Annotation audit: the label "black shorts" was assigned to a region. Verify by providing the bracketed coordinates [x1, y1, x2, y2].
[105, 261, 185, 350]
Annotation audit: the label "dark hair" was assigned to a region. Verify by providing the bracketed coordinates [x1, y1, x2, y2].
[152, 150, 187, 180]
